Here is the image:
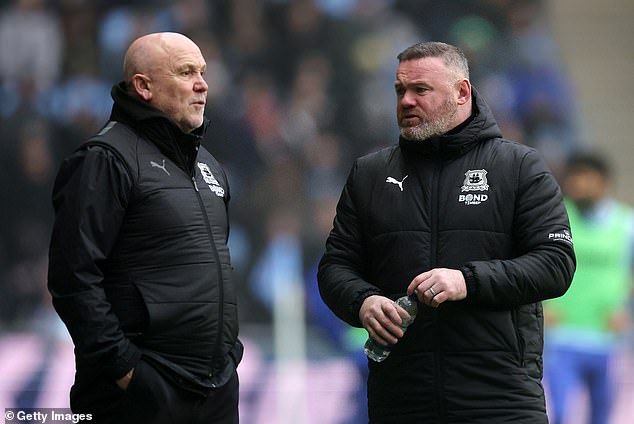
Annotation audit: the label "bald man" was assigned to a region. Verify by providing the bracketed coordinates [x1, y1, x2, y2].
[48, 33, 242, 424]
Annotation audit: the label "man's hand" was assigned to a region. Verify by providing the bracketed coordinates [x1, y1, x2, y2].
[359, 295, 410, 346]
[116, 368, 135, 391]
[407, 268, 467, 307]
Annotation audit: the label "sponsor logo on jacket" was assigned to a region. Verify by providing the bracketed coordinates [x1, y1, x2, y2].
[150, 159, 170, 175]
[386, 175, 408, 192]
[458, 193, 489, 205]
[548, 229, 573, 245]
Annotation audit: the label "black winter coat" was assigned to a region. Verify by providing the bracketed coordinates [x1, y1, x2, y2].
[48, 83, 242, 397]
[318, 90, 575, 423]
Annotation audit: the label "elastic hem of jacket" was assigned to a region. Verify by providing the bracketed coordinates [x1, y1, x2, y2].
[350, 287, 383, 327]
[110, 341, 142, 380]
[461, 265, 478, 299]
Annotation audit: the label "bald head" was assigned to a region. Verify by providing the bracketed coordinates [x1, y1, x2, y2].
[123, 32, 200, 83]
[121, 32, 209, 133]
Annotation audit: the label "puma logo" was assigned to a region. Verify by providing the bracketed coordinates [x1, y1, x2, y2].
[150, 159, 170, 175]
[386, 175, 408, 192]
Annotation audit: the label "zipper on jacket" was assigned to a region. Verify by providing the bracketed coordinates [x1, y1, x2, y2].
[430, 161, 440, 281]
[430, 159, 447, 423]
[191, 172, 225, 378]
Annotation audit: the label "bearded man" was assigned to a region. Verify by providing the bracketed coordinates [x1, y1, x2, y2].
[318, 41, 576, 423]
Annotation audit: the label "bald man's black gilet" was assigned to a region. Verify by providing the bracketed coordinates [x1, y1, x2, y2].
[85, 120, 239, 387]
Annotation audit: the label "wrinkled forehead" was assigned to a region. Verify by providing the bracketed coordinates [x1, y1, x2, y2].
[395, 57, 451, 84]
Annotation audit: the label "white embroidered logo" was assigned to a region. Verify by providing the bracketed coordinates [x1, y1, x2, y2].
[197, 162, 225, 197]
[197, 162, 218, 185]
[458, 193, 488, 205]
[461, 169, 489, 192]
[458, 169, 490, 205]
[150, 159, 170, 175]
[386, 175, 408, 192]
[548, 229, 574, 246]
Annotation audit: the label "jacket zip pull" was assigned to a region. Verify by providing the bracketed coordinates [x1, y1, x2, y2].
[192, 176, 199, 192]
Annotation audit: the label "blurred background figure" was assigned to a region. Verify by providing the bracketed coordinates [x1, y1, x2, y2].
[545, 152, 634, 424]
[0, 0, 62, 116]
[0, 121, 56, 328]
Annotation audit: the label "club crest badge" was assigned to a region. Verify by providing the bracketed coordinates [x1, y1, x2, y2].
[197, 162, 225, 197]
[461, 169, 489, 192]
[197, 162, 219, 185]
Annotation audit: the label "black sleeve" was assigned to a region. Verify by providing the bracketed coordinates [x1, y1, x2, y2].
[462, 150, 576, 306]
[317, 161, 382, 327]
[47, 145, 141, 379]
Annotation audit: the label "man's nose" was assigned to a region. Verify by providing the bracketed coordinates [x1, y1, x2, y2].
[194, 74, 208, 92]
[400, 90, 416, 107]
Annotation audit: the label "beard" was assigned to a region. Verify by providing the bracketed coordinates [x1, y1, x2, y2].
[399, 97, 458, 142]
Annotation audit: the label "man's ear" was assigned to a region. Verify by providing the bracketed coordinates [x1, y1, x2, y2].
[131, 74, 152, 101]
[456, 79, 471, 106]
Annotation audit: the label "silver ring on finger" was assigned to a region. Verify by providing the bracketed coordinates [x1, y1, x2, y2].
[429, 287, 436, 297]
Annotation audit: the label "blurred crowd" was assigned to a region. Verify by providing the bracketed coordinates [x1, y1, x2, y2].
[0, 0, 580, 334]
[9, 1, 634, 422]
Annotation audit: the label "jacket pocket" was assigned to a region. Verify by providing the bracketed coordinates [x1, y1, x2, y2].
[511, 308, 526, 366]
[124, 357, 148, 394]
[119, 357, 169, 420]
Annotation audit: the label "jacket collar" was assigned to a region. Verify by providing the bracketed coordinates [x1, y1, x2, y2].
[109, 82, 209, 172]
[398, 87, 502, 159]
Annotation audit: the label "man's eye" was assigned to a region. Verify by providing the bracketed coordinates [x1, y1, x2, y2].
[395, 87, 405, 96]
[415, 87, 428, 94]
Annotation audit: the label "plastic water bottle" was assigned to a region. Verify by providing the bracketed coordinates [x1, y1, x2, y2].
[364, 294, 418, 362]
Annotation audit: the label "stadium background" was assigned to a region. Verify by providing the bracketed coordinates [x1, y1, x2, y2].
[0, 0, 632, 422]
